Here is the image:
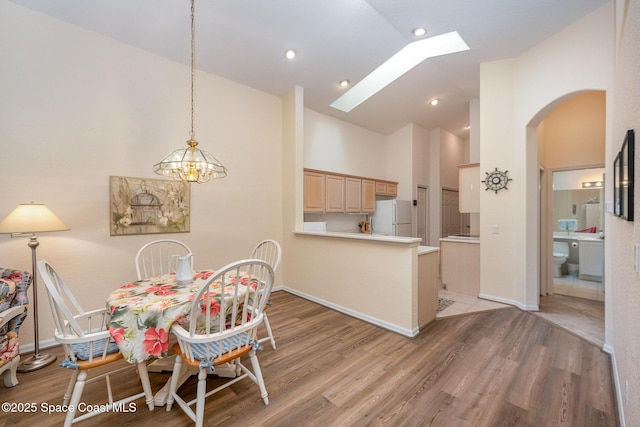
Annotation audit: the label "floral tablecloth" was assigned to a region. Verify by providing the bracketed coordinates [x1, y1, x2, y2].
[106, 270, 253, 364]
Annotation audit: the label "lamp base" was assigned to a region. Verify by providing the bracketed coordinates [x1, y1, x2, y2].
[17, 352, 57, 372]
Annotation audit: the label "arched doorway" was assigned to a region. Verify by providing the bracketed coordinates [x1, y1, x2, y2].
[528, 90, 606, 344]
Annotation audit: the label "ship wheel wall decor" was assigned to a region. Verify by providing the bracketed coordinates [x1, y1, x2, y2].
[484, 168, 512, 194]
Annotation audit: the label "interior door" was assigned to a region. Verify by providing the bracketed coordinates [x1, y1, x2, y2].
[441, 189, 461, 237]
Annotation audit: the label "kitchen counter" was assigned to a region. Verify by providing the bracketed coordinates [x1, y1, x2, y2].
[439, 236, 480, 244]
[295, 230, 423, 245]
[418, 245, 439, 255]
[288, 229, 439, 336]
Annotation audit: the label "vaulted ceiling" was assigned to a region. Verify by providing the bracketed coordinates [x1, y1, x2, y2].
[8, 0, 609, 138]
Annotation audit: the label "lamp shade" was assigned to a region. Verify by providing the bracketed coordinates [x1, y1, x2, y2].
[0, 203, 69, 234]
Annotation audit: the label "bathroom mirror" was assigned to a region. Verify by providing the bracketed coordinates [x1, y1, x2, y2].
[553, 168, 605, 233]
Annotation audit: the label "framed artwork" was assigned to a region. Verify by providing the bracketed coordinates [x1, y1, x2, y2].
[614, 151, 622, 217]
[621, 129, 635, 221]
[110, 176, 190, 236]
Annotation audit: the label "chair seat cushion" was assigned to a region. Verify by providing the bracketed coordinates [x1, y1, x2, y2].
[189, 332, 258, 362]
[71, 338, 119, 361]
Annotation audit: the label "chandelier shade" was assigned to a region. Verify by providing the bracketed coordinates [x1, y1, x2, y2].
[154, 0, 227, 184]
[154, 138, 227, 183]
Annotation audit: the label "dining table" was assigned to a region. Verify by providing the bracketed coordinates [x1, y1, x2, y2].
[105, 269, 255, 406]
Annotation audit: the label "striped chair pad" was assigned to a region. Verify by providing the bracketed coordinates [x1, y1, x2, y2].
[71, 338, 119, 361]
[189, 332, 257, 362]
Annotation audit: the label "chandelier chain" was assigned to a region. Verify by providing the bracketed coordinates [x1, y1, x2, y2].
[190, 0, 195, 140]
[153, 0, 227, 182]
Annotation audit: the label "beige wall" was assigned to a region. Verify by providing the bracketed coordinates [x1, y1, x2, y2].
[541, 91, 606, 169]
[610, 0, 640, 424]
[412, 124, 431, 192]
[439, 128, 467, 189]
[386, 124, 414, 201]
[479, 3, 614, 310]
[303, 108, 387, 178]
[0, 2, 284, 350]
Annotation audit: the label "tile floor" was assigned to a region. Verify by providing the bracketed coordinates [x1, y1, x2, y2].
[437, 289, 510, 318]
[553, 274, 604, 301]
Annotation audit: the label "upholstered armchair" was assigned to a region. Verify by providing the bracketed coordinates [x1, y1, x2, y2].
[0, 268, 31, 387]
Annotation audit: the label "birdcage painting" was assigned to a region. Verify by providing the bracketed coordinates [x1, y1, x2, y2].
[110, 176, 190, 236]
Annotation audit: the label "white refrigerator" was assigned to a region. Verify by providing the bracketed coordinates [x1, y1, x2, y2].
[372, 200, 412, 236]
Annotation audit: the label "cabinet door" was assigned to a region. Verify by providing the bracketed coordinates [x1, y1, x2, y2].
[304, 171, 325, 212]
[361, 179, 376, 213]
[375, 181, 398, 196]
[459, 164, 480, 213]
[325, 174, 345, 212]
[345, 177, 362, 212]
[386, 183, 397, 197]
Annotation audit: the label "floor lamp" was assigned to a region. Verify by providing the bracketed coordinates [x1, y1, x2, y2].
[0, 203, 69, 372]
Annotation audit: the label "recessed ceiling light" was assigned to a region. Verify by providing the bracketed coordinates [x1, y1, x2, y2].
[430, 98, 440, 106]
[284, 49, 297, 60]
[338, 79, 350, 88]
[330, 31, 469, 113]
[412, 28, 426, 37]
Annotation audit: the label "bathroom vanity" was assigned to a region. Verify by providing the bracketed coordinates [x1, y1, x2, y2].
[578, 238, 604, 281]
[553, 233, 604, 282]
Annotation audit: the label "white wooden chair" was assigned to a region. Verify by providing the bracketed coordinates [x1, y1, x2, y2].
[37, 260, 155, 427]
[250, 239, 281, 349]
[166, 259, 274, 427]
[135, 239, 192, 280]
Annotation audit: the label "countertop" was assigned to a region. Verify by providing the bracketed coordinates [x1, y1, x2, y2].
[418, 246, 439, 255]
[439, 236, 480, 244]
[295, 230, 423, 245]
[553, 232, 604, 242]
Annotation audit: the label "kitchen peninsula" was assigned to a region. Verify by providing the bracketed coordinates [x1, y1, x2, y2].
[288, 230, 440, 337]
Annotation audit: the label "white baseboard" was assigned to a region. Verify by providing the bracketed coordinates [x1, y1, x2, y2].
[19, 338, 58, 355]
[282, 287, 418, 338]
[602, 343, 625, 426]
[478, 293, 539, 311]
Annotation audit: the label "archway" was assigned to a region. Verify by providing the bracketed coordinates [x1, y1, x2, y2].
[526, 90, 606, 344]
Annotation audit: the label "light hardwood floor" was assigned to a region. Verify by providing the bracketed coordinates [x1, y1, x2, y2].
[438, 288, 605, 347]
[3, 291, 617, 426]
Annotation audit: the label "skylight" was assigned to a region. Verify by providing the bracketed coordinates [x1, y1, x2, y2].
[330, 31, 469, 113]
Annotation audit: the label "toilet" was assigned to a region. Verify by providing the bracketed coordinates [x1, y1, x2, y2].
[553, 241, 569, 278]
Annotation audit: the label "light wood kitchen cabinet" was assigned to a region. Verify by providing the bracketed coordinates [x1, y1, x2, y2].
[304, 169, 398, 213]
[304, 170, 325, 212]
[325, 174, 345, 212]
[361, 179, 376, 213]
[458, 163, 480, 213]
[345, 177, 362, 212]
[375, 181, 398, 197]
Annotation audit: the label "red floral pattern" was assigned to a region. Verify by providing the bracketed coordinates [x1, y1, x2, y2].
[106, 270, 254, 364]
[142, 327, 169, 356]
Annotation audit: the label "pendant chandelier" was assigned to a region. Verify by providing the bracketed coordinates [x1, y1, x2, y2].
[154, 0, 227, 183]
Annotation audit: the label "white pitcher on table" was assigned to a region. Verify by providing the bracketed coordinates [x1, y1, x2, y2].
[176, 253, 194, 284]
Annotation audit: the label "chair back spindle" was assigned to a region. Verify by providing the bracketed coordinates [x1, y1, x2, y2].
[135, 239, 192, 280]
